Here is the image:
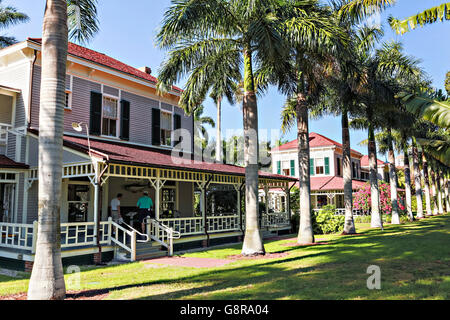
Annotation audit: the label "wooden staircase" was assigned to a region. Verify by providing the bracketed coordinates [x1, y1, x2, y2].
[115, 241, 168, 262]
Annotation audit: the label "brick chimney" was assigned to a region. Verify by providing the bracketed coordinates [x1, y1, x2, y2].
[138, 66, 152, 75]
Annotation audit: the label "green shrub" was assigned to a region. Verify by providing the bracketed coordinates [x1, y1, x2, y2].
[312, 205, 345, 234]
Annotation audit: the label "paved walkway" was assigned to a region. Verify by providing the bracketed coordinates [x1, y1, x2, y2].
[143, 256, 233, 268]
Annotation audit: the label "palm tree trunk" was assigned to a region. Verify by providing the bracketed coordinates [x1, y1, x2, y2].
[387, 129, 400, 224]
[368, 123, 382, 228]
[241, 47, 264, 256]
[421, 154, 433, 216]
[215, 97, 222, 163]
[444, 176, 450, 213]
[412, 144, 424, 219]
[430, 170, 439, 215]
[27, 0, 67, 300]
[341, 110, 356, 234]
[402, 141, 414, 221]
[437, 171, 444, 214]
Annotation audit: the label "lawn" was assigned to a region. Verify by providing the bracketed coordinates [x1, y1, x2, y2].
[0, 215, 449, 300]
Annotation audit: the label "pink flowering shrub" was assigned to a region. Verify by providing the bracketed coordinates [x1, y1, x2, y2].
[353, 181, 405, 215]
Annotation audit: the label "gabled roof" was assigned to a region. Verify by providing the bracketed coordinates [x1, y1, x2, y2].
[0, 155, 29, 169]
[28, 129, 295, 182]
[272, 132, 362, 156]
[360, 155, 387, 167]
[27, 38, 182, 93]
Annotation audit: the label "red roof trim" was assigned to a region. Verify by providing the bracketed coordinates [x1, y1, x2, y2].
[27, 38, 183, 94]
[0, 155, 29, 169]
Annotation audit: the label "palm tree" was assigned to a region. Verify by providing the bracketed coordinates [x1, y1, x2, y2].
[0, 0, 29, 47]
[421, 153, 433, 216]
[28, 0, 99, 300]
[193, 105, 216, 152]
[411, 140, 424, 219]
[274, 1, 347, 244]
[156, 0, 290, 256]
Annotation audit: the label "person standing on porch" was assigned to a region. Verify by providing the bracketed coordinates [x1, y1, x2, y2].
[110, 193, 123, 223]
[137, 191, 153, 234]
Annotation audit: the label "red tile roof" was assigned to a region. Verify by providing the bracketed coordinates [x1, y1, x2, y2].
[27, 38, 182, 93]
[0, 155, 29, 169]
[360, 155, 386, 167]
[57, 133, 296, 181]
[272, 132, 362, 156]
[285, 177, 366, 191]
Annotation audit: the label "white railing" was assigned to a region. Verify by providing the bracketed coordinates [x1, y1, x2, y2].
[0, 123, 12, 145]
[110, 219, 136, 261]
[261, 212, 290, 228]
[207, 214, 240, 233]
[159, 217, 204, 236]
[313, 208, 364, 216]
[0, 222, 35, 251]
[147, 218, 180, 256]
[60, 221, 110, 248]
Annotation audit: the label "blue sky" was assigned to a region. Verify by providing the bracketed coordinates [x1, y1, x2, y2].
[5, 0, 450, 158]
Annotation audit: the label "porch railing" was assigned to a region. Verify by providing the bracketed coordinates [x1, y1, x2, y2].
[60, 221, 110, 248]
[0, 222, 34, 251]
[0, 123, 11, 145]
[147, 218, 180, 256]
[261, 212, 290, 228]
[313, 208, 363, 216]
[207, 214, 240, 233]
[110, 219, 136, 261]
[159, 217, 204, 236]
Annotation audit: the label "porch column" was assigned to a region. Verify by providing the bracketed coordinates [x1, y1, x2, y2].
[93, 181, 99, 240]
[264, 184, 269, 227]
[285, 186, 291, 219]
[155, 178, 161, 220]
[201, 186, 206, 233]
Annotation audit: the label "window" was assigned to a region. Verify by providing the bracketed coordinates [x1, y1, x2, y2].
[67, 184, 90, 223]
[161, 188, 176, 217]
[315, 158, 325, 175]
[281, 160, 291, 176]
[102, 96, 118, 137]
[160, 111, 172, 146]
[336, 158, 342, 176]
[64, 91, 72, 109]
[352, 162, 357, 179]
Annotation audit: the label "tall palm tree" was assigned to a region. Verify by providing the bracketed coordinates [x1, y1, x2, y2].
[193, 105, 216, 152]
[156, 0, 289, 255]
[275, 1, 347, 244]
[28, 0, 98, 301]
[0, 0, 29, 47]
[421, 153, 433, 216]
[411, 140, 424, 219]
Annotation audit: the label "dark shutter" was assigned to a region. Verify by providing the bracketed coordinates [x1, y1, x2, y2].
[310, 158, 315, 176]
[89, 91, 102, 136]
[174, 114, 182, 145]
[120, 100, 130, 141]
[152, 108, 161, 146]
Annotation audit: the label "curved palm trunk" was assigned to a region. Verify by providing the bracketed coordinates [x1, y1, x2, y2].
[342, 110, 356, 234]
[430, 170, 439, 215]
[387, 129, 399, 224]
[421, 155, 432, 216]
[368, 124, 382, 228]
[215, 97, 222, 163]
[28, 0, 67, 300]
[241, 47, 264, 256]
[403, 143, 414, 221]
[412, 145, 424, 219]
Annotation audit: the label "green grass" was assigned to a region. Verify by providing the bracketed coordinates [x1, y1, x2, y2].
[0, 215, 449, 300]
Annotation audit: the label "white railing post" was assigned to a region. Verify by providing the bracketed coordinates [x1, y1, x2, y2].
[31, 221, 38, 254]
[169, 232, 173, 257]
[131, 231, 137, 261]
[107, 217, 112, 245]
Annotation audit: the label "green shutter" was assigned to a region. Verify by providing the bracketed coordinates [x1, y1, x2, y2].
[277, 161, 281, 175]
[120, 100, 130, 141]
[325, 157, 330, 175]
[310, 158, 314, 175]
[290, 160, 295, 176]
[89, 91, 102, 136]
[152, 108, 161, 146]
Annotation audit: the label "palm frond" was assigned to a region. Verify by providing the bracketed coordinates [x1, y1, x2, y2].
[397, 91, 450, 129]
[339, 0, 396, 23]
[389, 3, 450, 35]
[67, 0, 99, 44]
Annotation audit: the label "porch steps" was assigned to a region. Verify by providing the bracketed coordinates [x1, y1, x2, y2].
[117, 242, 168, 261]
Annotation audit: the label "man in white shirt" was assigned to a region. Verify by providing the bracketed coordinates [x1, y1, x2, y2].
[110, 193, 123, 223]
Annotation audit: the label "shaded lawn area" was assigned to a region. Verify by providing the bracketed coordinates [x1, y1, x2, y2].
[0, 215, 449, 300]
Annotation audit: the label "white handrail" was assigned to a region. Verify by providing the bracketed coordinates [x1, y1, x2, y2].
[110, 219, 136, 261]
[146, 218, 180, 256]
[119, 220, 150, 243]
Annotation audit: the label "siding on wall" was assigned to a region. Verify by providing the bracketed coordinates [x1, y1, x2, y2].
[16, 173, 24, 223]
[29, 67, 194, 149]
[0, 95, 13, 124]
[26, 182, 38, 224]
[121, 91, 158, 145]
[178, 182, 193, 217]
[0, 62, 29, 128]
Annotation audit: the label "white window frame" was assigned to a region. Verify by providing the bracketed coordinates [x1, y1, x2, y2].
[160, 110, 173, 147]
[64, 75, 73, 110]
[315, 157, 325, 175]
[100, 93, 120, 139]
